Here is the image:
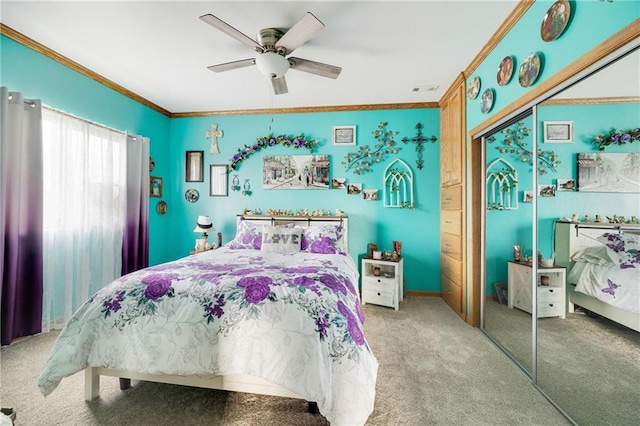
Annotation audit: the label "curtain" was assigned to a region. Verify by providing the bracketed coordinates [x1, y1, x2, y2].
[41, 108, 127, 332]
[1, 87, 44, 345]
[122, 133, 150, 275]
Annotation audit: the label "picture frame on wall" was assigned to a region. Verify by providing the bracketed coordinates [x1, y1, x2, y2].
[186, 150, 204, 182]
[209, 164, 228, 196]
[543, 121, 574, 143]
[332, 126, 356, 146]
[150, 176, 163, 198]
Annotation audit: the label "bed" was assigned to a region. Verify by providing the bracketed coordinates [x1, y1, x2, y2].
[554, 221, 640, 332]
[37, 215, 378, 426]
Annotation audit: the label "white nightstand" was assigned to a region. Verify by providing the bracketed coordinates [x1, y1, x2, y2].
[508, 261, 566, 319]
[361, 257, 404, 311]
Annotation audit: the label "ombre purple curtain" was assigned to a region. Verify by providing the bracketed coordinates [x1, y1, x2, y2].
[122, 134, 150, 275]
[1, 87, 44, 345]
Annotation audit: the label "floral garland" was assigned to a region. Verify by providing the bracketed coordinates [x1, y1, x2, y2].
[592, 128, 640, 151]
[229, 133, 317, 171]
[342, 122, 401, 175]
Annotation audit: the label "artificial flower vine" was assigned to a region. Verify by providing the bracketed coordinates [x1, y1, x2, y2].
[228, 134, 317, 171]
[592, 128, 639, 151]
[342, 122, 401, 174]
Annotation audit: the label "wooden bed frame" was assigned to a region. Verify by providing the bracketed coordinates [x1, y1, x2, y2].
[554, 221, 640, 332]
[83, 214, 351, 422]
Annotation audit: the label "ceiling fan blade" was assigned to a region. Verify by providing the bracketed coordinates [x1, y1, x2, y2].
[271, 76, 288, 95]
[288, 57, 341, 79]
[200, 14, 263, 52]
[275, 12, 324, 55]
[207, 58, 256, 73]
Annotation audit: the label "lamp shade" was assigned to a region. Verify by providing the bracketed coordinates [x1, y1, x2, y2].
[194, 215, 214, 233]
[255, 51, 290, 78]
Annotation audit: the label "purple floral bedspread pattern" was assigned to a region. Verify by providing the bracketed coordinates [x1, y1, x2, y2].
[38, 248, 378, 425]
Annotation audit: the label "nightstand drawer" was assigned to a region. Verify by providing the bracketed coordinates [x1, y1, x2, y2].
[363, 277, 396, 292]
[363, 289, 395, 307]
[537, 287, 563, 303]
[538, 303, 564, 318]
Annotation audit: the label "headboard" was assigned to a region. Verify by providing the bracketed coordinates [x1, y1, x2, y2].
[554, 221, 640, 269]
[237, 214, 349, 251]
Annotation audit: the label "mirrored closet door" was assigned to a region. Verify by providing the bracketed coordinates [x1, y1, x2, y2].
[482, 111, 535, 374]
[535, 46, 640, 426]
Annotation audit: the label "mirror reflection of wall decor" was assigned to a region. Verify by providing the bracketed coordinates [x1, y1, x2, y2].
[186, 150, 204, 182]
[263, 154, 329, 190]
[523, 191, 533, 203]
[486, 159, 518, 210]
[467, 76, 481, 99]
[332, 125, 356, 146]
[592, 127, 640, 151]
[185, 188, 199, 203]
[543, 121, 574, 143]
[518, 52, 542, 87]
[537, 184, 556, 197]
[383, 159, 414, 209]
[540, 0, 571, 42]
[578, 152, 640, 193]
[209, 164, 228, 196]
[150, 176, 163, 198]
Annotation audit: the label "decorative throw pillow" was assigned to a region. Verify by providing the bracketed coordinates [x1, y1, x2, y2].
[229, 220, 264, 250]
[301, 224, 346, 255]
[571, 245, 615, 267]
[260, 226, 303, 254]
[595, 232, 640, 269]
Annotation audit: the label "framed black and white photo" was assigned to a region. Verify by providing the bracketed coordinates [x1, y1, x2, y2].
[186, 150, 204, 182]
[332, 126, 356, 146]
[209, 164, 228, 196]
[543, 121, 574, 143]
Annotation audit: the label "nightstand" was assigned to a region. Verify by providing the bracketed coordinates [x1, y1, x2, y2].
[507, 261, 566, 319]
[361, 256, 404, 311]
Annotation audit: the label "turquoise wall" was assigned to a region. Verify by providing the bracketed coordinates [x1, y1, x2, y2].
[1, 35, 172, 266]
[168, 109, 442, 292]
[1, 34, 443, 293]
[467, 1, 639, 129]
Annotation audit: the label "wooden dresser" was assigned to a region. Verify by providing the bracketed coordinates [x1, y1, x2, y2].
[439, 73, 466, 319]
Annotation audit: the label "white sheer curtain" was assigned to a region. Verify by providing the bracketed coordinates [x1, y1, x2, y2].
[41, 108, 127, 331]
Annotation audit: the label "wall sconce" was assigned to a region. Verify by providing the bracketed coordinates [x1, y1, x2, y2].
[242, 179, 252, 196]
[231, 174, 241, 191]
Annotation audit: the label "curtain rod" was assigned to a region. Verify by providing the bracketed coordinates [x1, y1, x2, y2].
[43, 104, 129, 137]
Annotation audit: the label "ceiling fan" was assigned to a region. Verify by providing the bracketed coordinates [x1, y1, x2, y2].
[199, 12, 342, 95]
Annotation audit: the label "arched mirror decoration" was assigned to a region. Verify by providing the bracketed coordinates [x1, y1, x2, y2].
[383, 159, 414, 208]
[486, 158, 518, 210]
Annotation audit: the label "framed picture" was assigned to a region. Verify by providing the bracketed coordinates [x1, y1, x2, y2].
[210, 164, 228, 196]
[332, 126, 356, 146]
[578, 153, 640, 193]
[331, 177, 346, 189]
[263, 154, 329, 190]
[557, 178, 576, 191]
[186, 150, 204, 182]
[543, 121, 574, 143]
[523, 191, 533, 203]
[347, 183, 362, 195]
[363, 189, 379, 200]
[150, 176, 163, 198]
[538, 184, 556, 197]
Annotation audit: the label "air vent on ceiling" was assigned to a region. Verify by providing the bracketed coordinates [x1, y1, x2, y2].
[411, 85, 439, 92]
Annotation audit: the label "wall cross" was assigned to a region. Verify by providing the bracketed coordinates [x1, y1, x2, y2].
[206, 124, 224, 154]
[401, 123, 438, 170]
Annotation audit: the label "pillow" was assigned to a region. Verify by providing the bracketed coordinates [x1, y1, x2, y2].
[595, 232, 640, 268]
[260, 226, 303, 254]
[300, 224, 346, 255]
[228, 220, 263, 250]
[571, 245, 615, 267]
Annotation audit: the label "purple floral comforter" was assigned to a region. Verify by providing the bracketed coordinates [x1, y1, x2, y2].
[38, 248, 378, 425]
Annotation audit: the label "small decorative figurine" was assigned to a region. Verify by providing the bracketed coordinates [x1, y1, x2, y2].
[595, 214, 604, 223]
[631, 216, 639, 224]
[584, 215, 590, 223]
[571, 213, 579, 223]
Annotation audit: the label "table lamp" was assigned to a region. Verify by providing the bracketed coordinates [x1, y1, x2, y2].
[193, 215, 214, 251]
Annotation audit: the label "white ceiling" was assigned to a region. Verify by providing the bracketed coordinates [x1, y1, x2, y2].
[1, 1, 521, 114]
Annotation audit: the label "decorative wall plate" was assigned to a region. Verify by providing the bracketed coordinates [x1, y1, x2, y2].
[518, 52, 542, 87]
[480, 88, 495, 114]
[185, 188, 199, 203]
[149, 157, 155, 172]
[540, 0, 571, 42]
[497, 56, 515, 86]
[467, 76, 481, 100]
[156, 200, 167, 215]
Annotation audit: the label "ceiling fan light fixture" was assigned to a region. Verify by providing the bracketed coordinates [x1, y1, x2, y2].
[255, 52, 290, 78]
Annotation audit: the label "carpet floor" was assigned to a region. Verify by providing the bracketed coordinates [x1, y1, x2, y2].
[1, 297, 571, 425]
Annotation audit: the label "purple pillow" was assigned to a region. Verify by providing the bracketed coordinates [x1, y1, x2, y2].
[301, 224, 346, 255]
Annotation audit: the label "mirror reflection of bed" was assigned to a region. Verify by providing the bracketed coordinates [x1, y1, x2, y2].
[534, 47, 640, 426]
